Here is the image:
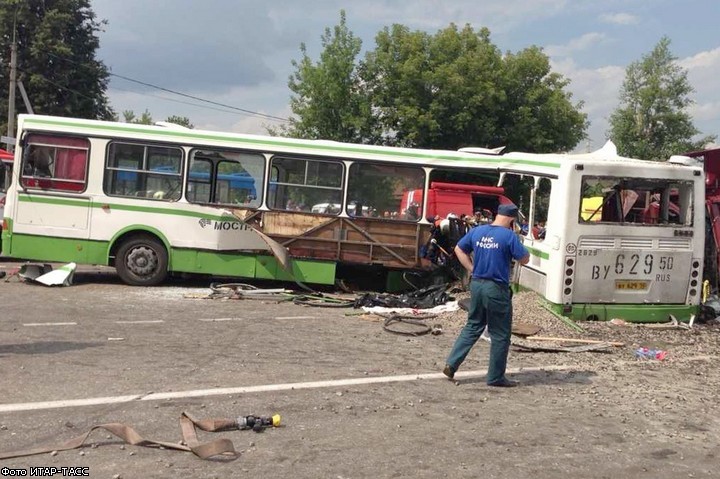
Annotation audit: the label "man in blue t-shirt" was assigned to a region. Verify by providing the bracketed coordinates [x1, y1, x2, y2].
[443, 203, 529, 387]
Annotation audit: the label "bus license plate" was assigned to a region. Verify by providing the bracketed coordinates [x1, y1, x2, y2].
[615, 280, 649, 291]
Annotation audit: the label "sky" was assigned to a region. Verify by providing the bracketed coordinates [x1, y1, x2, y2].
[90, 0, 720, 153]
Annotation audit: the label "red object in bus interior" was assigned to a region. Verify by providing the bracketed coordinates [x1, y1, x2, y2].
[400, 181, 512, 220]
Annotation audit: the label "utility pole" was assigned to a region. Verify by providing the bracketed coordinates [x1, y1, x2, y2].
[7, 41, 17, 144]
[6, 11, 18, 150]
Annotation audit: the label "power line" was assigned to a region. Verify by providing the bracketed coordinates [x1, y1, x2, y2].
[17, 67, 102, 105]
[109, 83, 269, 118]
[44, 52, 290, 123]
[109, 72, 290, 123]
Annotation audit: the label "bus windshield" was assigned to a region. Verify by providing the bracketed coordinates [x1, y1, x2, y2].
[580, 176, 693, 226]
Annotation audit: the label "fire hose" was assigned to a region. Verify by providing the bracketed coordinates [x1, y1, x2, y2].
[0, 412, 280, 461]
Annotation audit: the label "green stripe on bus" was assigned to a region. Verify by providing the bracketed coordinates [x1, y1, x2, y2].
[18, 194, 231, 221]
[172, 249, 336, 284]
[24, 117, 562, 169]
[6, 233, 109, 265]
[526, 246, 550, 260]
[6, 232, 336, 285]
[545, 301, 699, 324]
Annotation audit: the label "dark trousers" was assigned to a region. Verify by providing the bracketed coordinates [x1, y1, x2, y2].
[446, 279, 513, 384]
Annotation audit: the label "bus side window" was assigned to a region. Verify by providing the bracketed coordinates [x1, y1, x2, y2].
[186, 149, 263, 207]
[105, 142, 182, 201]
[21, 135, 89, 192]
[347, 162, 424, 221]
[268, 157, 343, 213]
[531, 177, 551, 240]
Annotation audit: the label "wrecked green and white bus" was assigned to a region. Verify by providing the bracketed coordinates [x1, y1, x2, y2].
[1, 115, 705, 323]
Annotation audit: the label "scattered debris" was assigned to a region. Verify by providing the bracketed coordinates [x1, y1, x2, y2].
[354, 284, 453, 309]
[610, 315, 692, 330]
[12, 262, 76, 286]
[17, 263, 53, 282]
[208, 283, 292, 300]
[634, 347, 668, 360]
[380, 313, 436, 336]
[360, 301, 459, 317]
[34, 263, 77, 286]
[521, 336, 624, 347]
[513, 341, 615, 353]
[509, 322, 543, 337]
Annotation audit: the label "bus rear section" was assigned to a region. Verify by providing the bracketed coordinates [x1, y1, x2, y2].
[552, 165, 704, 323]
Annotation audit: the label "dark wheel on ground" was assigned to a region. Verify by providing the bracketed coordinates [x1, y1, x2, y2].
[115, 235, 168, 286]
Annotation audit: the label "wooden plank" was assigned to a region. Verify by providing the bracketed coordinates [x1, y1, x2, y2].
[512, 342, 614, 353]
[524, 336, 624, 347]
[343, 220, 413, 265]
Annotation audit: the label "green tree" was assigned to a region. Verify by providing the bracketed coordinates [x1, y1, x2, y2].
[608, 36, 715, 160]
[122, 109, 153, 125]
[275, 10, 377, 142]
[498, 46, 587, 153]
[283, 17, 587, 152]
[363, 24, 586, 151]
[122, 111, 194, 128]
[165, 115, 194, 129]
[363, 24, 505, 149]
[0, 0, 114, 134]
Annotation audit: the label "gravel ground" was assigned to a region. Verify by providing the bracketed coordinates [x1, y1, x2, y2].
[1, 265, 719, 478]
[437, 290, 720, 365]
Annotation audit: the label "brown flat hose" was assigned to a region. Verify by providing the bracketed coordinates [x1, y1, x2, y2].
[0, 412, 238, 461]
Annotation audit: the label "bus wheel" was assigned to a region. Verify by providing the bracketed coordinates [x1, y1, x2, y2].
[116, 236, 168, 286]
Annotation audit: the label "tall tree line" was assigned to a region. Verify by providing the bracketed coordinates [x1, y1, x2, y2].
[280, 12, 589, 153]
[283, 12, 714, 157]
[0, 0, 114, 137]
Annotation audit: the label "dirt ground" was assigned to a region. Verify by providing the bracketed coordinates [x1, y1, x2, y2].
[0, 261, 718, 478]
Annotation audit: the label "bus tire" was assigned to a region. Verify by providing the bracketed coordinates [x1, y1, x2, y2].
[115, 235, 168, 286]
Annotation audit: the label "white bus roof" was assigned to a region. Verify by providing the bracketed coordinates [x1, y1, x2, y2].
[17, 115, 701, 178]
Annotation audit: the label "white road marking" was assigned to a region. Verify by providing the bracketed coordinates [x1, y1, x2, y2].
[23, 322, 77, 327]
[0, 395, 144, 412]
[197, 318, 244, 322]
[115, 320, 164, 324]
[0, 365, 573, 413]
[275, 316, 316, 320]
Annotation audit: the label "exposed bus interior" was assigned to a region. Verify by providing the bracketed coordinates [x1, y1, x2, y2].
[246, 163, 517, 289]
[579, 176, 692, 226]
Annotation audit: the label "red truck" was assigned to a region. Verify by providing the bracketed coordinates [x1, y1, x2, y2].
[400, 181, 513, 220]
[684, 147, 720, 293]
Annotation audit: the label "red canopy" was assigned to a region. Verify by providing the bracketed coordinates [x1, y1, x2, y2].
[0, 148, 12, 161]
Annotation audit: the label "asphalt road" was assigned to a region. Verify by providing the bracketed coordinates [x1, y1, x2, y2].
[0, 260, 718, 479]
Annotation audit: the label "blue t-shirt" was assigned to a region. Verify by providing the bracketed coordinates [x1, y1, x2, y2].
[456, 224, 529, 284]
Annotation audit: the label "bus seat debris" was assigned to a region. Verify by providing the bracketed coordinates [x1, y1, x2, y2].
[16, 262, 76, 286]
